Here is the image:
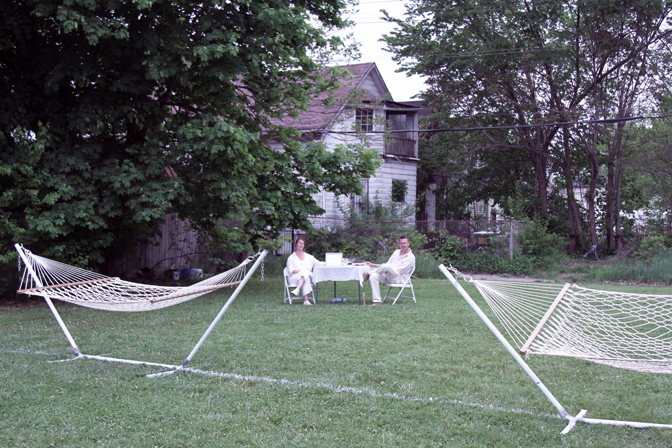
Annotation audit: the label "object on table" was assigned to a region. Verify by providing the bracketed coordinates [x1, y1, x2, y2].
[325, 252, 343, 266]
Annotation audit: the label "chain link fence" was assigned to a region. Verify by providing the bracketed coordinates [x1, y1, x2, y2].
[277, 219, 526, 260]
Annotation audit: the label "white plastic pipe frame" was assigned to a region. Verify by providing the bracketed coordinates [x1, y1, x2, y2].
[439, 264, 672, 434]
[15, 243, 267, 378]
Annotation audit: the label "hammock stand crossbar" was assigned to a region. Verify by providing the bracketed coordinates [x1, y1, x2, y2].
[15, 243, 267, 377]
[440, 264, 672, 434]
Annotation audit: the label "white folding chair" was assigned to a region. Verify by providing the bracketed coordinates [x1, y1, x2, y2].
[283, 267, 317, 304]
[382, 266, 416, 305]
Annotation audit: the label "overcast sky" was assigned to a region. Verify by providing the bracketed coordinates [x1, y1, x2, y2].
[334, 0, 427, 102]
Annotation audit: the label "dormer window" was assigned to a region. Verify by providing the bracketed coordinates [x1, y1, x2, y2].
[356, 108, 374, 132]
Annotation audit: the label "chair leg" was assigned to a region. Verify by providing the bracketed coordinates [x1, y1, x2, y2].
[382, 287, 393, 303]
[284, 281, 296, 304]
[285, 283, 317, 305]
[390, 283, 416, 305]
[391, 287, 404, 305]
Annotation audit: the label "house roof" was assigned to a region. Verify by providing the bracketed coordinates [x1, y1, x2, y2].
[269, 62, 392, 132]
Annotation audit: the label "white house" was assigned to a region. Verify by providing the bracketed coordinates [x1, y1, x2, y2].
[108, 64, 421, 274]
[265, 63, 420, 229]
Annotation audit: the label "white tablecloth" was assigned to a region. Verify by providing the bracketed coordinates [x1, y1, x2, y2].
[313, 265, 370, 286]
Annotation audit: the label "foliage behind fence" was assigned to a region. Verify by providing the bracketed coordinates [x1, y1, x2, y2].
[279, 219, 525, 262]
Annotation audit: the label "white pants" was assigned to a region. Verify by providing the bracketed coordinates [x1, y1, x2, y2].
[288, 268, 313, 296]
[369, 264, 403, 303]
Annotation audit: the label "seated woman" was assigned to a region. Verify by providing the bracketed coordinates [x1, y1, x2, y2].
[286, 237, 321, 305]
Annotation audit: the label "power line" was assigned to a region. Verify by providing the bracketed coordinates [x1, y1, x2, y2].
[298, 114, 672, 135]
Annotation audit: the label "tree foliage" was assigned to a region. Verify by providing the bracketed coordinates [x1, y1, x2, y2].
[0, 0, 382, 296]
[384, 0, 672, 251]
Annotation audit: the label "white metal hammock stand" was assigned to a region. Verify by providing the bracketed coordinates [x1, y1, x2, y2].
[15, 243, 267, 377]
[439, 264, 672, 434]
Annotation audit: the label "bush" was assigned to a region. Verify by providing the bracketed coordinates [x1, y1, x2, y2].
[413, 250, 443, 279]
[518, 217, 564, 257]
[429, 230, 464, 262]
[304, 194, 423, 262]
[451, 252, 537, 276]
[635, 236, 668, 262]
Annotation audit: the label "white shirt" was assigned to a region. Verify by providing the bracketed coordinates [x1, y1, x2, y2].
[286, 252, 320, 274]
[384, 249, 415, 281]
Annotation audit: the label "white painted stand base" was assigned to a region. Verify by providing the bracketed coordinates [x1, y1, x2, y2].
[440, 265, 672, 434]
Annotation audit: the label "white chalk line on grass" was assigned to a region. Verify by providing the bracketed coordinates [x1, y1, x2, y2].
[2, 348, 62, 356]
[6, 348, 562, 422]
[183, 366, 563, 421]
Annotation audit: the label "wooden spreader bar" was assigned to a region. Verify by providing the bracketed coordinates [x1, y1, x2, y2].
[519, 282, 572, 355]
[17, 277, 120, 295]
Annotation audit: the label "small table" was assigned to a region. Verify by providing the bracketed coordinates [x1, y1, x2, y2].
[313, 265, 371, 305]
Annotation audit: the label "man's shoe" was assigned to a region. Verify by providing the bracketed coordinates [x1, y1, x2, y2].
[303, 301, 312, 305]
[370, 302, 382, 306]
[291, 288, 300, 297]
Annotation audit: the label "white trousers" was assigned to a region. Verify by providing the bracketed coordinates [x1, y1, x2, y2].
[369, 264, 403, 303]
[288, 268, 313, 296]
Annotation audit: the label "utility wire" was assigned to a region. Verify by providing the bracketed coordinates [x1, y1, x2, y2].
[298, 114, 672, 135]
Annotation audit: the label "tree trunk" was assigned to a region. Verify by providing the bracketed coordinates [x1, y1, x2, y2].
[608, 123, 627, 250]
[561, 125, 585, 251]
[530, 150, 548, 217]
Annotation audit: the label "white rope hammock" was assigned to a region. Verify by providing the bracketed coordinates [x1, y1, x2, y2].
[446, 266, 672, 374]
[16, 245, 258, 312]
[440, 264, 672, 433]
[14, 243, 267, 377]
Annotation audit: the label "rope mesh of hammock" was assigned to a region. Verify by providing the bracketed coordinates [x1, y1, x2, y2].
[17, 247, 258, 312]
[448, 266, 672, 374]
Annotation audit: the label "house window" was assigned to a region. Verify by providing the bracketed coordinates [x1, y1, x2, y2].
[392, 180, 407, 203]
[350, 178, 369, 214]
[356, 108, 374, 132]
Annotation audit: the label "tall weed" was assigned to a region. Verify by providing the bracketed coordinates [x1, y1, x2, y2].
[585, 250, 672, 284]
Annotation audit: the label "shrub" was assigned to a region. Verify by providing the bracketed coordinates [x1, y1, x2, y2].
[429, 230, 464, 262]
[452, 252, 537, 276]
[518, 217, 564, 257]
[635, 236, 668, 262]
[303, 194, 422, 262]
[412, 251, 443, 279]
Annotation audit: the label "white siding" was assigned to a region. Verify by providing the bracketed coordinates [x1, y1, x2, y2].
[267, 68, 418, 229]
[326, 107, 385, 154]
[311, 158, 417, 225]
[359, 75, 383, 97]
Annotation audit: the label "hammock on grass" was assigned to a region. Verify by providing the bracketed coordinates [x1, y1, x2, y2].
[15, 243, 267, 376]
[16, 245, 259, 312]
[445, 266, 672, 374]
[440, 264, 672, 433]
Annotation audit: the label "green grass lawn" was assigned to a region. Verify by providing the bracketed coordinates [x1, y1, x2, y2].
[2, 276, 672, 447]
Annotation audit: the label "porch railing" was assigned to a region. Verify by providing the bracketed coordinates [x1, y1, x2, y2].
[384, 138, 416, 158]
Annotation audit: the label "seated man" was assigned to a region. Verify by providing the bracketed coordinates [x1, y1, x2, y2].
[364, 235, 415, 306]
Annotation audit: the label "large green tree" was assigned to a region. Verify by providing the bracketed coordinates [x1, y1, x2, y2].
[0, 0, 380, 297]
[384, 0, 672, 250]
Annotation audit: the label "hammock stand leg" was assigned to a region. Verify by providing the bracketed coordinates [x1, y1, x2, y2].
[41, 294, 82, 357]
[15, 244, 82, 357]
[439, 266, 571, 424]
[147, 250, 268, 378]
[440, 265, 672, 434]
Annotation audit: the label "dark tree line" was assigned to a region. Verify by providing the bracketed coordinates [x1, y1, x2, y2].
[0, 0, 378, 298]
[384, 0, 672, 251]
